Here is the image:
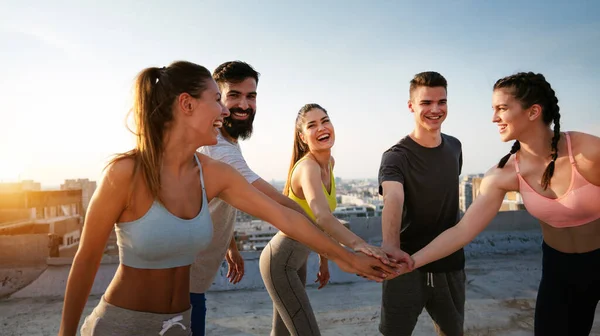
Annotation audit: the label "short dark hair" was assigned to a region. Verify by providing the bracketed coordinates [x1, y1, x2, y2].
[213, 61, 260, 88]
[409, 71, 447, 99]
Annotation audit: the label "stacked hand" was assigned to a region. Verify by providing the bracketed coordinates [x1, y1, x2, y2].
[335, 251, 399, 282]
[380, 244, 415, 279]
[352, 242, 414, 271]
[352, 242, 396, 265]
[345, 243, 415, 282]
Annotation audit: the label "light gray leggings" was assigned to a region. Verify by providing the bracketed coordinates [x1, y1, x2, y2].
[259, 233, 321, 336]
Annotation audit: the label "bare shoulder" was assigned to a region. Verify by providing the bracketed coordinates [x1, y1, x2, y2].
[196, 151, 230, 179]
[90, 155, 137, 213]
[295, 156, 320, 173]
[196, 151, 219, 169]
[568, 131, 600, 162]
[481, 158, 519, 193]
[567, 131, 600, 184]
[102, 156, 136, 191]
[331, 156, 335, 169]
[196, 151, 244, 199]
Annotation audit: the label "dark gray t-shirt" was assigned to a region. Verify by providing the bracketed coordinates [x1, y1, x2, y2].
[378, 133, 464, 273]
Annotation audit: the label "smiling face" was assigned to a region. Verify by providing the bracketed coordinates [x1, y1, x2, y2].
[408, 86, 447, 132]
[176, 78, 230, 146]
[299, 108, 335, 152]
[220, 77, 257, 140]
[491, 88, 542, 142]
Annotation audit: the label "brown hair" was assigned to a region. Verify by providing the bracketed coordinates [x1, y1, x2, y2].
[109, 61, 213, 200]
[282, 103, 328, 196]
[494, 72, 561, 190]
[409, 71, 448, 100]
[213, 61, 260, 88]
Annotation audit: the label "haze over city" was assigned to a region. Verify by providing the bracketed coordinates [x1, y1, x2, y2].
[1, 1, 599, 186]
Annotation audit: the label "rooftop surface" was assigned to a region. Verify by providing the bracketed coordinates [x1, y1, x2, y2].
[2, 252, 599, 335]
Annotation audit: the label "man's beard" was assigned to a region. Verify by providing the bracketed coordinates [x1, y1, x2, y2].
[223, 107, 255, 140]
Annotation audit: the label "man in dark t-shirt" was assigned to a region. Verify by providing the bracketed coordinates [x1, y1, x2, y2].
[378, 71, 465, 336]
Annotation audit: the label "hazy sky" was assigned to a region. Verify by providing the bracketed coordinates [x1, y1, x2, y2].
[1, 1, 599, 185]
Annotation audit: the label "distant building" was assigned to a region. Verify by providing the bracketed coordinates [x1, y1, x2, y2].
[375, 204, 384, 217]
[499, 191, 525, 211]
[0, 189, 83, 258]
[0, 180, 42, 193]
[459, 174, 484, 212]
[333, 204, 375, 219]
[238, 230, 278, 251]
[59, 178, 110, 254]
[60, 179, 97, 214]
[234, 220, 279, 251]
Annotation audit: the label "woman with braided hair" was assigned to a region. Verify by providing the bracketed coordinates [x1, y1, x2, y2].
[397, 72, 600, 335]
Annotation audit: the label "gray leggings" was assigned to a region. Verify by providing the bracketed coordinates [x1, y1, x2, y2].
[259, 233, 321, 336]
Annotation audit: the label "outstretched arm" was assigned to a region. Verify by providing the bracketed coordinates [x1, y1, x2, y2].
[411, 172, 508, 269]
[251, 177, 315, 222]
[295, 160, 393, 264]
[298, 160, 361, 247]
[379, 181, 413, 268]
[215, 162, 399, 281]
[59, 160, 131, 336]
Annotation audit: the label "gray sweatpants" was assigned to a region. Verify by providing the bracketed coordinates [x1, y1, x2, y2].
[259, 233, 320, 336]
[379, 269, 466, 336]
[80, 296, 192, 335]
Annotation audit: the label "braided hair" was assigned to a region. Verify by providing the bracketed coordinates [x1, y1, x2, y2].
[494, 72, 561, 190]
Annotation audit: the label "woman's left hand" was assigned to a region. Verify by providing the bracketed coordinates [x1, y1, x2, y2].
[315, 259, 330, 289]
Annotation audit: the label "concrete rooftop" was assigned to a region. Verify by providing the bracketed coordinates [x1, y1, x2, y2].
[2, 252, 599, 335]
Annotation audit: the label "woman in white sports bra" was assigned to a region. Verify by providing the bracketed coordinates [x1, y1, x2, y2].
[58, 61, 399, 335]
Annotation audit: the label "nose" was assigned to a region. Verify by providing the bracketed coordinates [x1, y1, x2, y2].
[239, 98, 249, 110]
[431, 103, 441, 113]
[492, 110, 500, 123]
[221, 102, 230, 118]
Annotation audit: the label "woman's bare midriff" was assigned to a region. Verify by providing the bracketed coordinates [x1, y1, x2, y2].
[103, 264, 191, 314]
[541, 218, 600, 253]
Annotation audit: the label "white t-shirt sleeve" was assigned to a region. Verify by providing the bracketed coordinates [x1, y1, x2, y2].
[199, 141, 260, 184]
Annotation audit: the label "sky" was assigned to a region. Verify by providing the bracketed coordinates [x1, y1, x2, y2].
[1, 0, 599, 185]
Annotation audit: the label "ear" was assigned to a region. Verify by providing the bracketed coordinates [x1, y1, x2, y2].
[177, 92, 195, 116]
[299, 132, 307, 144]
[527, 104, 542, 121]
[407, 99, 415, 113]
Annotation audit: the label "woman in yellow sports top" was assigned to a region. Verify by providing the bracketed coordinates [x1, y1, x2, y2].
[259, 104, 396, 336]
[58, 65, 398, 336]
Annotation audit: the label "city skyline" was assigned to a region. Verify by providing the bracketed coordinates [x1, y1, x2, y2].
[1, 1, 599, 185]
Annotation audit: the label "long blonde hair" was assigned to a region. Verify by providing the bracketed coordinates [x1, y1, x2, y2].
[108, 61, 213, 200]
[282, 103, 328, 196]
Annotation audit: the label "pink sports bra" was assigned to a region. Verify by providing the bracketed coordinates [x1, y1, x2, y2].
[514, 132, 600, 228]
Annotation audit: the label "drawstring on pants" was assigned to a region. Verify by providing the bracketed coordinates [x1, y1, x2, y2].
[159, 315, 186, 335]
[426, 272, 435, 287]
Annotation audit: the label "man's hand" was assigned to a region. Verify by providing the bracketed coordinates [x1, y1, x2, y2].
[352, 241, 397, 266]
[225, 248, 244, 284]
[338, 251, 402, 282]
[381, 243, 415, 280]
